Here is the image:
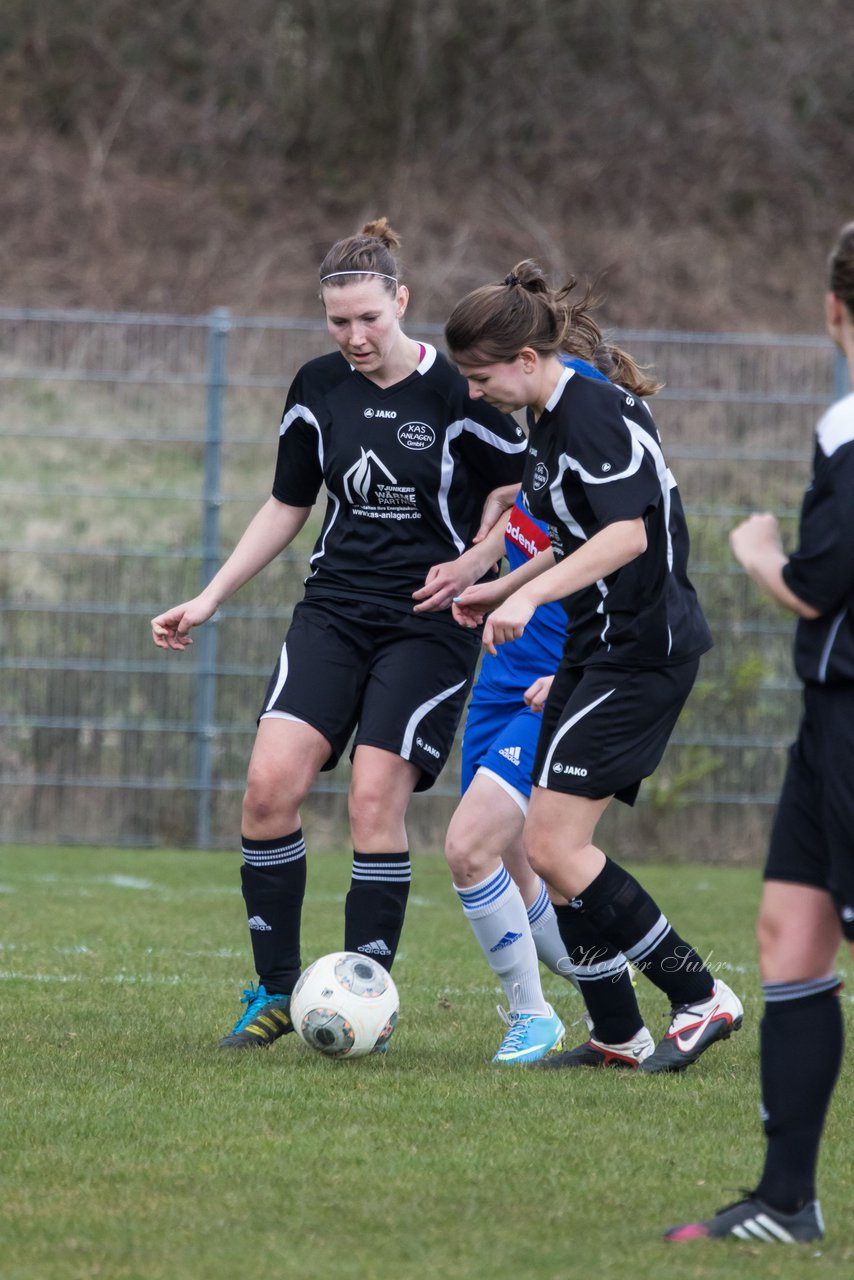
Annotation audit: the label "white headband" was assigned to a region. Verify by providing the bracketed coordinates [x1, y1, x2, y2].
[320, 271, 398, 285]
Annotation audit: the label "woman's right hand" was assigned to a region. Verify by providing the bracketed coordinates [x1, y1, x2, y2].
[524, 675, 554, 713]
[151, 595, 217, 650]
[472, 484, 520, 544]
[451, 579, 509, 629]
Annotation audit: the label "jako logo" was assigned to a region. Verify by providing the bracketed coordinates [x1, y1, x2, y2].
[565, 765, 588, 776]
[364, 407, 397, 419]
[416, 736, 440, 759]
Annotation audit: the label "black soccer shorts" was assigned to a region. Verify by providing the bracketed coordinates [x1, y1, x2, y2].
[258, 596, 481, 792]
[531, 657, 700, 805]
[764, 683, 854, 939]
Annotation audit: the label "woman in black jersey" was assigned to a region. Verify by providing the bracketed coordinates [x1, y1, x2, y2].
[446, 261, 743, 1073]
[152, 220, 526, 1048]
[666, 226, 854, 1244]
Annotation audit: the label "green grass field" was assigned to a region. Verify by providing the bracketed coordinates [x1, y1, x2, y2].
[1, 846, 851, 1280]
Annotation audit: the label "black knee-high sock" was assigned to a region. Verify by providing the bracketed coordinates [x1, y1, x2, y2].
[554, 903, 643, 1043]
[573, 858, 714, 1006]
[344, 852, 411, 972]
[755, 977, 844, 1213]
[240, 830, 306, 995]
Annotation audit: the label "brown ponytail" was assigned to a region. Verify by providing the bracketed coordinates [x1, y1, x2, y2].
[446, 259, 662, 397]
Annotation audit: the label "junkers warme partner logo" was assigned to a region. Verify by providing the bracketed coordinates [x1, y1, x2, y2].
[397, 421, 435, 450]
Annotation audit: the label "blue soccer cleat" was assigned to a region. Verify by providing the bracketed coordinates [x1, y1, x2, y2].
[218, 982, 293, 1049]
[492, 1004, 565, 1064]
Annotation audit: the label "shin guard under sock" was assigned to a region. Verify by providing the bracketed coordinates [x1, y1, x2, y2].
[344, 852, 411, 972]
[756, 977, 844, 1213]
[553, 903, 643, 1043]
[575, 857, 714, 1006]
[240, 830, 307, 994]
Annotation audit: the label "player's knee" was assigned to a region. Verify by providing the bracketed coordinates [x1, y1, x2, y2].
[756, 901, 781, 958]
[444, 822, 485, 882]
[348, 782, 405, 848]
[242, 773, 302, 830]
[524, 835, 557, 883]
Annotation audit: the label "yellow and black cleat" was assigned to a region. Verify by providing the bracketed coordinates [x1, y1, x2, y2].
[218, 983, 293, 1049]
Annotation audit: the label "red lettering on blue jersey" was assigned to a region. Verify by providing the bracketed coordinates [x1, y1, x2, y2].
[504, 506, 551, 561]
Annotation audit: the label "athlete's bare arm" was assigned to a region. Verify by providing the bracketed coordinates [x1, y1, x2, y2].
[730, 513, 821, 619]
[151, 497, 312, 650]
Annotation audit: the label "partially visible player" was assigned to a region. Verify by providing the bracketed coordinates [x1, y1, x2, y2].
[665, 223, 854, 1244]
[446, 261, 744, 1073]
[152, 219, 527, 1049]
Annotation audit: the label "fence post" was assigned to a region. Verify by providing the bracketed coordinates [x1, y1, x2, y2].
[834, 347, 850, 401]
[194, 308, 231, 848]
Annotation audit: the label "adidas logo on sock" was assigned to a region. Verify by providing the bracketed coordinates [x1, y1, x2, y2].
[247, 916, 272, 931]
[490, 930, 523, 953]
[358, 939, 392, 956]
[498, 745, 522, 766]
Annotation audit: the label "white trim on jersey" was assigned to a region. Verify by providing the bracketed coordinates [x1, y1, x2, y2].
[278, 401, 339, 581]
[537, 687, 615, 788]
[544, 365, 576, 410]
[401, 678, 467, 762]
[816, 390, 854, 456]
[307, 490, 341, 577]
[417, 343, 438, 374]
[439, 419, 528, 552]
[546, 411, 678, 648]
[818, 608, 846, 683]
[280, 402, 325, 468]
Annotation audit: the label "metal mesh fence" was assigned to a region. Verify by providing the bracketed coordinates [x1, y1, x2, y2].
[0, 308, 847, 855]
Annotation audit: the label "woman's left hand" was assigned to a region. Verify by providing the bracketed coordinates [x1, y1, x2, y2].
[412, 555, 494, 613]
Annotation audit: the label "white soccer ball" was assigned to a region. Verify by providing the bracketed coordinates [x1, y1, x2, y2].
[289, 951, 399, 1059]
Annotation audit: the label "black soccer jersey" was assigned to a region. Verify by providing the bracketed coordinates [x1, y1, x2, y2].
[521, 366, 712, 667]
[272, 344, 527, 611]
[783, 391, 854, 685]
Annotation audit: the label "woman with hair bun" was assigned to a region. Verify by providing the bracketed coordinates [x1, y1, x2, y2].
[446, 260, 743, 1074]
[152, 219, 527, 1049]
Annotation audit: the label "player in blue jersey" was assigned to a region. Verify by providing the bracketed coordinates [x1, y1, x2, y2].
[665, 223, 854, 1245]
[445, 262, 743, 1073]
[152, 220, 526, 1049]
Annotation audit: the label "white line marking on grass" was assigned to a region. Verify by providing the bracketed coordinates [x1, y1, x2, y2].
[0, 970, 183, 985]
[94, 875, 156, 890]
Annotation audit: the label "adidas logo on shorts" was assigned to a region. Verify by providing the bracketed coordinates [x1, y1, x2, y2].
[498, 745, 522, 766]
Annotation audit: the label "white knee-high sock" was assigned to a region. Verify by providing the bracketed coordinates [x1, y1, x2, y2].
[526, 880, 575, 979]
[455, 866, 548, 1015]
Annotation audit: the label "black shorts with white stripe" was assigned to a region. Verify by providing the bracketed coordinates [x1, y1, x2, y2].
[531, 658, 700, 805]
[259, 596, 481, 791]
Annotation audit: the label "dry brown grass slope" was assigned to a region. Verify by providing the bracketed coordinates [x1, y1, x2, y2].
[1, 0, 853, 331]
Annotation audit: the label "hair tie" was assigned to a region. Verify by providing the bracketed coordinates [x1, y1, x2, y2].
[504, 273, 520, 287]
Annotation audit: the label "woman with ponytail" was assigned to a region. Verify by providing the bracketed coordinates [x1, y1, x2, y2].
[446, 261, 743, 1074]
